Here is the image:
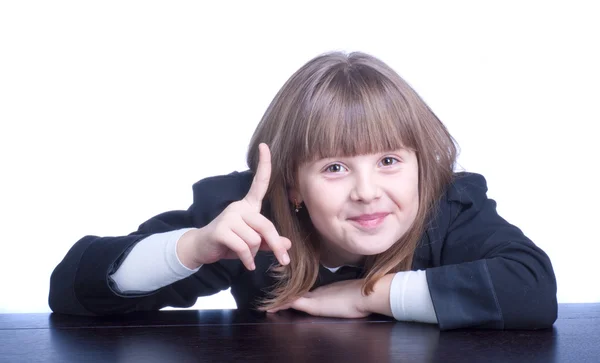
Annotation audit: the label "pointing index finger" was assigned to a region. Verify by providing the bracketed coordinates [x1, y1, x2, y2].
[245, 143, 271, 209]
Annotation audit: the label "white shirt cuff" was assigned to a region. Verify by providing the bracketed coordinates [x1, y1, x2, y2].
[389, 270, 438, 324]
[110, 228, 201, 293]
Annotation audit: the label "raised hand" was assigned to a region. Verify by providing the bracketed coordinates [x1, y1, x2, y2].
[177, 143, 292, 270]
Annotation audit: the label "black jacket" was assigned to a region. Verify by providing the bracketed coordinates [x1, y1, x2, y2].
[48, 171, 557, 330]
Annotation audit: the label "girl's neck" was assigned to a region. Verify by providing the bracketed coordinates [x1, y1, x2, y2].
[319, 243, 365, 268]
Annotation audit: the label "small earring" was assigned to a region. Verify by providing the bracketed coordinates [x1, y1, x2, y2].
[293, 200, 302, 213]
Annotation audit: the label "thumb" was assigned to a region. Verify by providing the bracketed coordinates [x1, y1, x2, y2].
[265, 301, 293, 313]
[290, 297, 316, 315]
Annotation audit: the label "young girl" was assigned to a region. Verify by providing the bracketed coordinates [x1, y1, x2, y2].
[49, 51, 557, 330]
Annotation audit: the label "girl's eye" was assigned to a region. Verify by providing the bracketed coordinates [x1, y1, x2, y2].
[379, 157, 400, 167]
[325, 164, 347, 173]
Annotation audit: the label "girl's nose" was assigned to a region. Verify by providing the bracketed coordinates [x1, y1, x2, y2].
[350, 173, 382, 203]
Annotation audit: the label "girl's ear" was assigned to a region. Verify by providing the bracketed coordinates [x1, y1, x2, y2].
[287, 187, 303, 205]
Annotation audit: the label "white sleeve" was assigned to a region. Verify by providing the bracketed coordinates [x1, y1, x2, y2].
[389, 270, 438, 324]
[110, 228, 201, 293]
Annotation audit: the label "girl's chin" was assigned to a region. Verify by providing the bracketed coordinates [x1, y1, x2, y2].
[345, 242, 396, 256]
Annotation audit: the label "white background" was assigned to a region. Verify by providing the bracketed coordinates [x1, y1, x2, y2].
[1, 1, 598, 313]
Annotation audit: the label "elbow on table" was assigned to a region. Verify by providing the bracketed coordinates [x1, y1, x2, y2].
[48, 269, 95, 316]
[48, 292, 94, 316]
[503, 275, 558, 330]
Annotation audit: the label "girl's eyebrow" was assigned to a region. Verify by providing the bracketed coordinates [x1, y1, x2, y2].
[324, 148, 408, 159]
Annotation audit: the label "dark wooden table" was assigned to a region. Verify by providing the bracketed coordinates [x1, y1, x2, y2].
[1, 303, 598, 362]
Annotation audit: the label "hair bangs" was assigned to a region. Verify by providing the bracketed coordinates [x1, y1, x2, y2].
[296, 68, 416, 164]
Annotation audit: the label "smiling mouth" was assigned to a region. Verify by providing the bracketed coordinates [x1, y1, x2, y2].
[348, 213, 389, 230]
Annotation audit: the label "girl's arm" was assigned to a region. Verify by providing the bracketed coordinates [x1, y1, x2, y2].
[421, 172, 557, 330]
[48, 209, 238, 315]
[48, 171, 253, 316]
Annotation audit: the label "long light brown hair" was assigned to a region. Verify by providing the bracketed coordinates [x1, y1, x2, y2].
[247, 51, 457, 310]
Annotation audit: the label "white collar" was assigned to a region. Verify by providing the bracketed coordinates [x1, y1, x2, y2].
[322, 264, 361, 273]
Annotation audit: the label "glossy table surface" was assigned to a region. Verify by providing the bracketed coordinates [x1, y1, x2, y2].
[1, 303, 598, 362]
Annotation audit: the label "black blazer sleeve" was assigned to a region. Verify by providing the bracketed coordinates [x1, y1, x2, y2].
[424, 173, 558, 330]
[48, 172, 250, 316]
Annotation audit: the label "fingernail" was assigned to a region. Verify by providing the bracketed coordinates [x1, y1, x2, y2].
[250, 263, 256, 270]
[282, 253, 290, 265]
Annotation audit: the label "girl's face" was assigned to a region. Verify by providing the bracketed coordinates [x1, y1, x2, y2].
[290, 148, 420, 267]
